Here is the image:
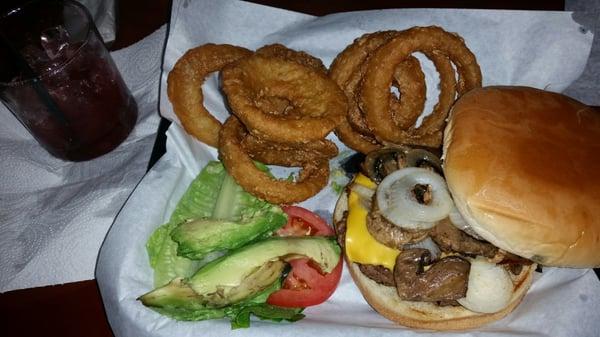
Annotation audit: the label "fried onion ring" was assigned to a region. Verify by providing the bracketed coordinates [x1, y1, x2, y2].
[334, 122, 381, 154]
[256, 43, 327, 74]
[329, 31, 398, 87]
[167, 43, 252, 147]
[219, 116, 330, 204]
[329, 31, 398, 154]
[389, 57, 427, 130]
[409, 51, 457, 136]
[254, 44, 327, 116]
[370, 51, 457, 148]
[221, 55, 347, 143]
[328, 31, 432, 153]
[348, 55, 426, 135]
[241, 135, 338, 167]
[361, 26, 481, 144]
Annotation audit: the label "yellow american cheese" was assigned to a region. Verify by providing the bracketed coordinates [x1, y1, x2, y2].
[345, 174, 399, 270]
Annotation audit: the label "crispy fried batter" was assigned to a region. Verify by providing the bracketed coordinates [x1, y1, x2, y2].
[241, 134, 338, 167]
[361, 26, 481, 145]
[222, 55, 347, 143]
[219, 116, 330, 204]
[256, 43, 327, 74]
[167, 44, 251, 147]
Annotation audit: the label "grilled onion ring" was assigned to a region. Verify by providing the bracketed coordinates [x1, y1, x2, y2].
[361, 26, 482, 144]
[167, 44, 252, 147]
[376, 167, 453, 230]
[222, 55, 347, 143]
[241, 135, 338, 167]
[219, 116, 330, 204]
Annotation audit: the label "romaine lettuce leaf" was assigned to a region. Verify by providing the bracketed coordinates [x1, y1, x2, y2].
[147, 162, 226, 286]
[147, 161, 287, 286]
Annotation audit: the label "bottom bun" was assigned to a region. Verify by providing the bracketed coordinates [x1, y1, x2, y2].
[334, 191, 535, 330]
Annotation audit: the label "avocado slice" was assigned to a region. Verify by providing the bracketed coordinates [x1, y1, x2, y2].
[168, 170, 288, 261]
[170, 206, 286, 260]
[140, 260, 285, 309]
[139, 277, 207, 310]
[204, 260, 286, 307]
[140, 236, 340, 310]
[188, 236, 340, 306]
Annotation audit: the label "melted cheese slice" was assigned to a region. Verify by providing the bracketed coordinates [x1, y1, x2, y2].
[345, 174, 399, 270]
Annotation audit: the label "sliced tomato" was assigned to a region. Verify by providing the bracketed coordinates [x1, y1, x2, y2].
[268, 206, 342, 308]
[275, 205, 335, 236]
[267, 258, 343, 308]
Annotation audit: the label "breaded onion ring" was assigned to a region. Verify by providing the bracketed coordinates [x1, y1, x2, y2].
[221, 55, 347, 143]
[219, 116, 330, 204]
[388, 57, 427, 130]
[409, 51, 457, 136]
[361, 26, 481, 144]
[254, 44, 327, 116]
[329, 31, 398, 86]
[256, 43, 327, 74]
[329, 31, 432, 153]
[378, 51, 457, 148]
[167, 44, 251, 147]
[241, 134, 338, 167]
[334, 122, 381, 155]
[329, 31, 399, 154]
[348, 55, 426, 135]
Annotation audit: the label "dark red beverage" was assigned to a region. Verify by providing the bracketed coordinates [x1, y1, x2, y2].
[0, 0, 137, 161]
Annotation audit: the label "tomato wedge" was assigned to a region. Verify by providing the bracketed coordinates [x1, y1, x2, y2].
[268, 206, 343, 308]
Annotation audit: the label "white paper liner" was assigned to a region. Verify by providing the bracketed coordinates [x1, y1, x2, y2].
[97, 1, 600, 336]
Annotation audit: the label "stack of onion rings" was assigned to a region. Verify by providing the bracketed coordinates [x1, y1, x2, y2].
[219, 53, 347, 203]
[168, 44, 346, 204]
[329, 26, 482, 153]
[167, 28, 482, 203]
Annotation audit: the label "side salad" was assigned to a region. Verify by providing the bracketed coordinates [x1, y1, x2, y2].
[139, 161, 342, 328]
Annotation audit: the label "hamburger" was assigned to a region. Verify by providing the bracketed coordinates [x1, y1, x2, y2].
[333, 86, 600, 330]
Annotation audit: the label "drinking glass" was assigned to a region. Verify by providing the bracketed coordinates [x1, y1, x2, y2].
[0, 0, 138, 161]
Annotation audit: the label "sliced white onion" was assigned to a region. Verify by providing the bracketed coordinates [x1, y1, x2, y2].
[402, 237, 441, 260]
[351, 183, 375, 201]
[350, 183, 375, 209]
[376, 167, 452, 230]
[448, 206, 484, 240]
[457, 257, 513, 313]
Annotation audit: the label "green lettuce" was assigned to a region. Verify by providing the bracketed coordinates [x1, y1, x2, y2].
[143, 161, 298, 328]
[170, 174, 287, 260]
[147, 162, 227, 287]
[147, 161, 287, 286]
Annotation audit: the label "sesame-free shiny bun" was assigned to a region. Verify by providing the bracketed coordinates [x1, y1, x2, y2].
[443, 86, 600, 268]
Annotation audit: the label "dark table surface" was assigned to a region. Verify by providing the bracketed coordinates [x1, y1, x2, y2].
[2, 1, 588, 336]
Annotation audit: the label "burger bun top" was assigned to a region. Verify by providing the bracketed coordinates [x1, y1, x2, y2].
[443, 86, 600, 268]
